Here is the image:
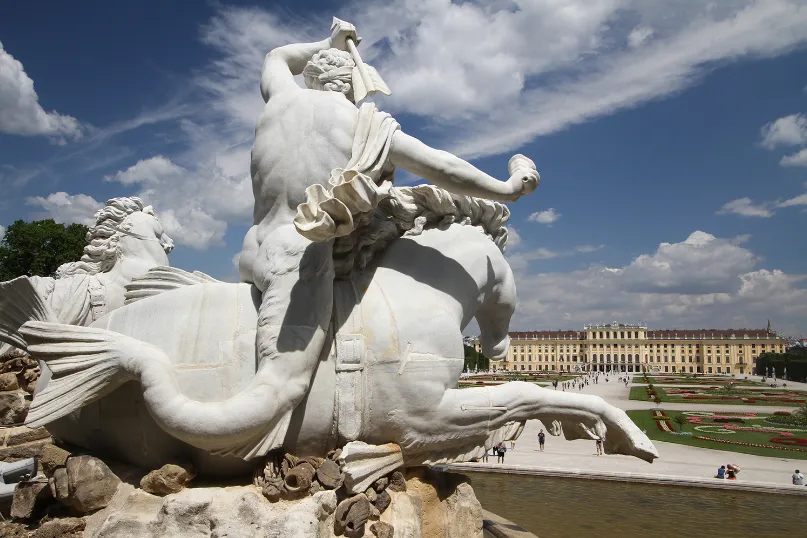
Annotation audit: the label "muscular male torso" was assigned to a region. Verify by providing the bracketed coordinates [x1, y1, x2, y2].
[240, 88, 359, 283]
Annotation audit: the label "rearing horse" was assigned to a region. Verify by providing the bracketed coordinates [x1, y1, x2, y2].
[1, 194, 658, 475]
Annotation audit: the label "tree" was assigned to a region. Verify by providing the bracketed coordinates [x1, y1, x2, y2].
[463, 345, 490, 371]
[0, 219, 88, 281]
[673, 414, 687, 431]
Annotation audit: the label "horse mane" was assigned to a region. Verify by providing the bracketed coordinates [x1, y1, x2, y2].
[332, 185, 510, 277]
[56, 197, 151, 278]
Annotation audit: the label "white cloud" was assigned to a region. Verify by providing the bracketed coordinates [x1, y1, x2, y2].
[505, 226, 521, 249]
[780, 147, 807, 167]
[105, 155, 186, 185]
[575, 244, 605, 253]
[628, 26, 654, 48]
[0, 224, 6, 240]
[510, 231, 807, 335]
[20, 2, 806, 252]
[619, 231, 758, 294]
[105, 155, 252, 249]
[760, 113, 807, 149]
[717, 197, 775, 217]
[528, 208, 561, 224]
[25, 192, 100, 226]
[0, 41, 82, 140]
[778, 192, 807, 207]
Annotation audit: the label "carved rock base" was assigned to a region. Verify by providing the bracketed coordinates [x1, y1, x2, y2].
[93, 468, 482, 538]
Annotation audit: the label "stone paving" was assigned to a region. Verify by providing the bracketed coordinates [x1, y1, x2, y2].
[452, 373, 807, 491]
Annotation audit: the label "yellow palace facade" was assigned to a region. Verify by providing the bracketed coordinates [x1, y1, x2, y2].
[473, 322, 787, 375]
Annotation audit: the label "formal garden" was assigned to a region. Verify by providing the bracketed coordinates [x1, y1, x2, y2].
[629, 384, 807, 406]
[631, 375, 767, 386]
[626, 408, 807, 459]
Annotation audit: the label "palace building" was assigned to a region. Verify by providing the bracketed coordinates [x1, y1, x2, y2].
[472, 321, 787, 375]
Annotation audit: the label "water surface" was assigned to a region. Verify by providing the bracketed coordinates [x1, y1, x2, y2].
[466, 471, 802, 538]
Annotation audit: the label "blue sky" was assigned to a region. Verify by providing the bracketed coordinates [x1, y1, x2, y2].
[1, 1, 806, 335]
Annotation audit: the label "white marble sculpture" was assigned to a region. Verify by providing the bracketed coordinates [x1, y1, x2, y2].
[0, 18, 658, 476]
[0, 196, 174, 357]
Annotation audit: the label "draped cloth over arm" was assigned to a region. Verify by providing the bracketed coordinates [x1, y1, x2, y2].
[294, 102, 400, 242]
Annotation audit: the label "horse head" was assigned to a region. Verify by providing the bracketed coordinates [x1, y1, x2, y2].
[56, 197, 174, 278]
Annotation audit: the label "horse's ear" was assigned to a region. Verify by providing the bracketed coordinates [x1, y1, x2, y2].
[143, 205, 155, 216]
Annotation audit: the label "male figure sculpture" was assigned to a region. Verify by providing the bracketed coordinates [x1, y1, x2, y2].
[238, 19, 539, 448]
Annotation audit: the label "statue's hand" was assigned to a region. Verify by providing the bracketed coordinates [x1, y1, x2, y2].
[505, 168, 540, 201]
[330, 18, 360, 51]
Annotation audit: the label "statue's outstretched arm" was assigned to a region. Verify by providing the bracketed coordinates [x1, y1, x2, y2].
[260, 20, 358, 102]
[389, 131, 538, 203]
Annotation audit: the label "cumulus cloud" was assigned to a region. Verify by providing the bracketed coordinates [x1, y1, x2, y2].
[511, 231, 807, 335]
[0, 41, 82, 140]
[760, 113, 807, 149]
[0, 224, 6, 240]
[717, 197, 775, 217]
[780, 147, 807, 167]
[105, 155, 186, 185]
[505, 226, 521, 249]
[104, 155, 252, 249]
[528, 208, 561, 224]
[25, 192, 101, 226]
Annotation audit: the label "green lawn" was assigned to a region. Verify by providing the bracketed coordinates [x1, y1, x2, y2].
[627, 409, 807, 459]
[628, 385, 807, 406]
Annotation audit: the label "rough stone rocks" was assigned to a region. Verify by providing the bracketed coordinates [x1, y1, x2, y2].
[32, 517, 86, 538]
[0, 391, 29, 425]
[10, 480, 51, 520]
[63, 455, 121, 513]
[139, 463, 196, 496]
[95, 487, 338, 538]
[373, 489, 391, 514]
[316, 459, 343, 490]
[4, 425, 50, 446]
[373, 476, 389, 492]
[371, 521, 395, 538]
[387, 471, 407, 492]
[309, 480, 323, 495]
[39, 444, 70, 475]
[335, 494, 371, 538]
[364, 487, 377, 502]
[49, 467, 69, 501]
[326, 448, 342, 461]
[284, 462, 315, 493]
[0, 372, 19, 391]
[444, 481, 483, 538]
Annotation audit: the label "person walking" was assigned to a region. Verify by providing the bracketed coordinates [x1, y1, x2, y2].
[538, 429, 546, 451]
[495, 442, 507, 463]
[793, 469, 804, 485]
[595, 437, 603, 455]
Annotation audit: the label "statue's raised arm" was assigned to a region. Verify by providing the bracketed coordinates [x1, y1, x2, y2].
[260, 18, 358, 102]
[389, 131, 539, 203]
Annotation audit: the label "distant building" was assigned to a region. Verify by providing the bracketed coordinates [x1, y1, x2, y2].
[471, 321, 787, 374]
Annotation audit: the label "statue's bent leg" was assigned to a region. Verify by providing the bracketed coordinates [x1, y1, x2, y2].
[400, 381, 658, 464]
[249, 225, 335, 453]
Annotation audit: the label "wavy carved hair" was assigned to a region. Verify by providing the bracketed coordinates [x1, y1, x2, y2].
[56, 197, 153, 278]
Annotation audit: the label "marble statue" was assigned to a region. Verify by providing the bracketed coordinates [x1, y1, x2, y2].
[0, 196, 174, 357]
[0, 18, 658, 477]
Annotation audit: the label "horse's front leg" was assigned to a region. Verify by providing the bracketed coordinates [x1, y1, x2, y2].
[412, 381, 658, 463]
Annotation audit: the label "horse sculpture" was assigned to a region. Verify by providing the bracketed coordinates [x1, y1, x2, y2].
[1, 186, 658, 476]
[0, 197, 174, 358]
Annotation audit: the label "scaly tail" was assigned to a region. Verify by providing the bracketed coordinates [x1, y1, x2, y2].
[20, 321, 139, 428]
[0, 277, 57, 351]
[19, 320, 295, 459]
